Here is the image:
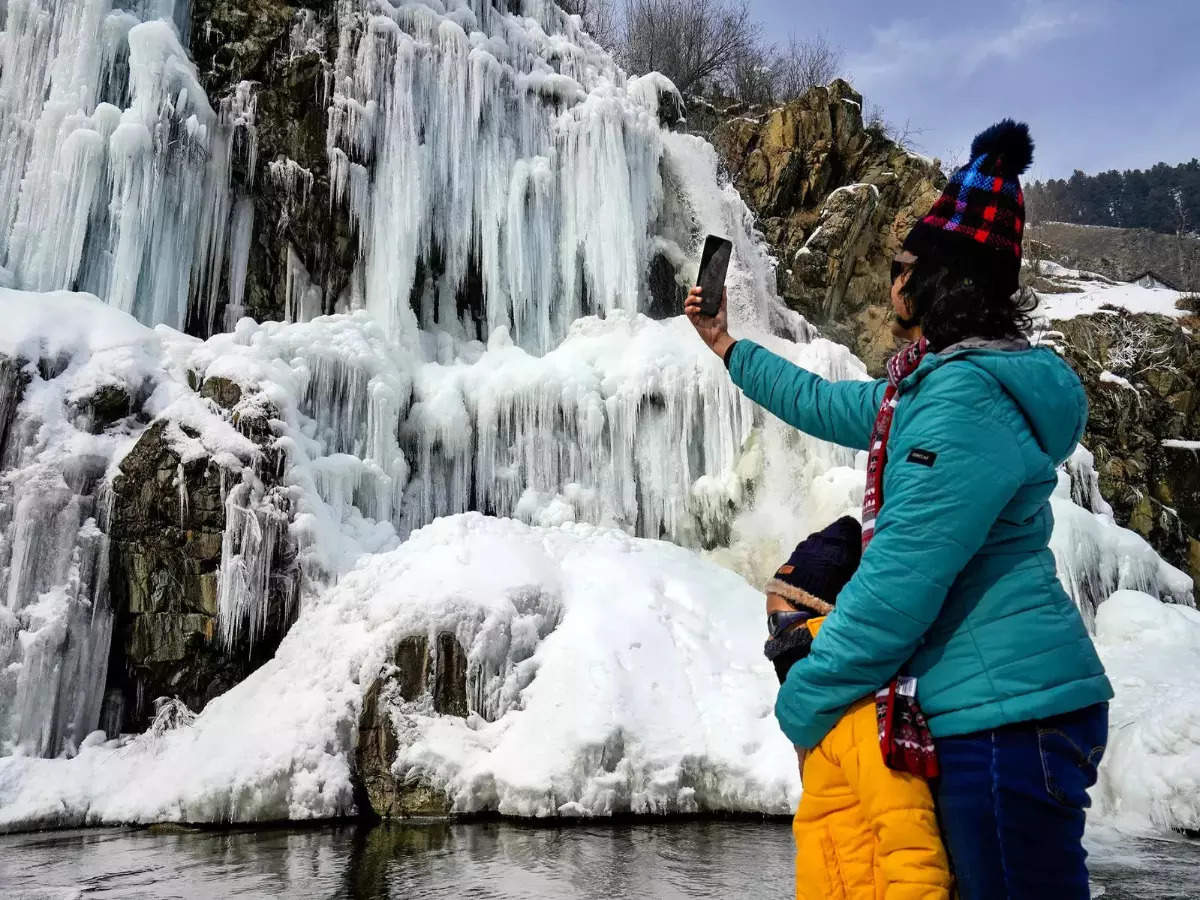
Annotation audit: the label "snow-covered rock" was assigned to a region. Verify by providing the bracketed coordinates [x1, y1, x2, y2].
[0, 514, 799, 830]
[1094, 590, 1200, 833]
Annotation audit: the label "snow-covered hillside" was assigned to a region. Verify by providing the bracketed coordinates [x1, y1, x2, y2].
[1032, 261, 1187, 322]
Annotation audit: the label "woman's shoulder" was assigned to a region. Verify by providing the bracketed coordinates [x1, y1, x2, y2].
[901, 353, 1011, 418]
[909, 346, 1086, 462]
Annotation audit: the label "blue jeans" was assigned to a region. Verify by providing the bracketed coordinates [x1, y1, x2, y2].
[935, 703, 1109, 900]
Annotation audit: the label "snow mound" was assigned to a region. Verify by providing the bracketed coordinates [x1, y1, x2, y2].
[1033, 263, 1185, 322]
[1094, 590, 1200, 833]
[0, 514, 798, 830]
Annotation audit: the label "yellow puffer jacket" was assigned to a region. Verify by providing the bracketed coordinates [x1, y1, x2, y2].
[792, 620, 951, 900]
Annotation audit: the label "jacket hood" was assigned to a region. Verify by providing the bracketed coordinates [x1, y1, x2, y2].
[904, 342, 1087, 465]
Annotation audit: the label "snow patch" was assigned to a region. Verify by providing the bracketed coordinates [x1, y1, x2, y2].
[1099, 371, 1137, 392]
[1035, 264, 1184, 322]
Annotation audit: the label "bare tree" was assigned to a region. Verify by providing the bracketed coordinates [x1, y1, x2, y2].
[727, 41, 777, 106]
[619, 0, 758, 97]
[772, 34, 842, 102]
[865, 102, 924, 152]
[724, 32, 842, 107]
[560, 0, 619, 50]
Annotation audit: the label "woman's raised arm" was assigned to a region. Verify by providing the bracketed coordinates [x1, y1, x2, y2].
[685, 286, 885, 450]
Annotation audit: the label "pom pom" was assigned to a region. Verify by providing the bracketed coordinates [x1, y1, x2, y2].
[970, 119, 1034, 177]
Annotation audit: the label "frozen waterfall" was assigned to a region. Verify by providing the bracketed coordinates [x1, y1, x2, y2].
[0, 3, 255, 332]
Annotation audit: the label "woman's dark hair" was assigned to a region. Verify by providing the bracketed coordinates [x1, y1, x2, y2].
[900, 253, 1038, 351]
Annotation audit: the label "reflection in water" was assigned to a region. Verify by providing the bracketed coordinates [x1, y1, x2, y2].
[335, 820, 798, 899]
[0, 821, 1197, 899]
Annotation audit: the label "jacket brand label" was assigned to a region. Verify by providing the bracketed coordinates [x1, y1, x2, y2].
[907, 448, 937, 467]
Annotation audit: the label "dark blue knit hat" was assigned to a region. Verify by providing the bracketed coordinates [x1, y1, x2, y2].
[765, 516, 863, 611]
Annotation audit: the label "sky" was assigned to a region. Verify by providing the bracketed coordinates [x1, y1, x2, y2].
[746, 0, 1200, 182]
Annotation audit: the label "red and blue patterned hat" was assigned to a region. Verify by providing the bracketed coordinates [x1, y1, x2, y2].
[902, 119, 1035, 297]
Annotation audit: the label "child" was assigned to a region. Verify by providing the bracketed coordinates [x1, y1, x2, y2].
[764, 517, 952, 900]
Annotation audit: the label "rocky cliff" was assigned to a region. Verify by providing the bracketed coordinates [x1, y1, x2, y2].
[1050, 308, 1200, 602]
[0, 331, 297, 752]
[105, 378, 297, 733]
[186, 0, 355, 330]
[703, 80, 945, 374]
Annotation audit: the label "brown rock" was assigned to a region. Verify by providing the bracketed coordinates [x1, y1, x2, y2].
[199, 376, 242, 410]
[707, 81, 945, 374]
[106, 391, 296, 732]
[1054, 311, 1200, 603]
[353, 631, 470, 819]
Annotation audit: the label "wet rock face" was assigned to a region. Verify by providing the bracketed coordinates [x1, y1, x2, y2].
[1053, 311, 1200, 601]
[355, 633, 470, 818]
[105, 384, 296, 733]
[187, 0, 356, 330]
[107, 419, 229, 730]
[706, 80, 945, 375]
[0, 355, 29, 459]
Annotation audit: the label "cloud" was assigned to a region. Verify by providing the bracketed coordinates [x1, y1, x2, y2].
[845, 0, 1102, 89]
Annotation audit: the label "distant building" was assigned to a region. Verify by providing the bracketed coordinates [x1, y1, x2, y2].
[1130, 270, 1181, 292]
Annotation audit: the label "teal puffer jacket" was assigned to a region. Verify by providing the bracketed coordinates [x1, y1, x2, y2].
[728, 339, 1113, 748]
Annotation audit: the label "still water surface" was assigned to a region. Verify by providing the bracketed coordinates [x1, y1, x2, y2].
[1, 820, 1197, 899]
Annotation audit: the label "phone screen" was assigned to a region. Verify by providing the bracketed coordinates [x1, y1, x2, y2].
[697, 235, 732, 317]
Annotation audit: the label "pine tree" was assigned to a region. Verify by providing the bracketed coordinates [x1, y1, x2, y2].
[1026, 158, 1200, 235]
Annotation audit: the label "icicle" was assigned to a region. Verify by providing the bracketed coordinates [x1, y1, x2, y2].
[0, 430, 115, 758]
[285, 245, 325, 324]
[221, 80, 259, 187]
[176, 462, 189, 525]
[224, 197, 256, 330]
[1062, 445, 1116, 518]
[1049, 465, 1194, 628]
[216, 472, 291, 653]
[288, 9, 326, 62]
[1, 5, 244, 335]
[268, 158, 315, 210]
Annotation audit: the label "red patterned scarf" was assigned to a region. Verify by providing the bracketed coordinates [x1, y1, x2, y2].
[863, 338, 940, 778]
[861, 337, 928, 549]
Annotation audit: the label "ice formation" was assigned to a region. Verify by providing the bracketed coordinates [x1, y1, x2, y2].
[0, 4, 254, 333]
[0, 0, 1198, 841]
[1093, 590, 1200, 833]
[0, 290, 271, 757]
[1052, 447, 1194, 627]
[0, 293, 156, 759]
[0, 515, 800, 829]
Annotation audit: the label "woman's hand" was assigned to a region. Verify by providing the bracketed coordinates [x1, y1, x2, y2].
[685, 286, 735, 360]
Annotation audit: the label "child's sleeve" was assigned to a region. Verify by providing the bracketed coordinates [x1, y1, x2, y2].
[837, 701, 952, 900]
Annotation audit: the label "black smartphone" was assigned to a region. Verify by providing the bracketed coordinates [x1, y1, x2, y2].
[696, 234, 732, 317]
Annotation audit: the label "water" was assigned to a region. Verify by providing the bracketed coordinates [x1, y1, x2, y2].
[1, 821, 1198, 899]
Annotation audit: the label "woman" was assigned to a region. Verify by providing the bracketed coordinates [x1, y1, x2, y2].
[686, 120, 1112, 899]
